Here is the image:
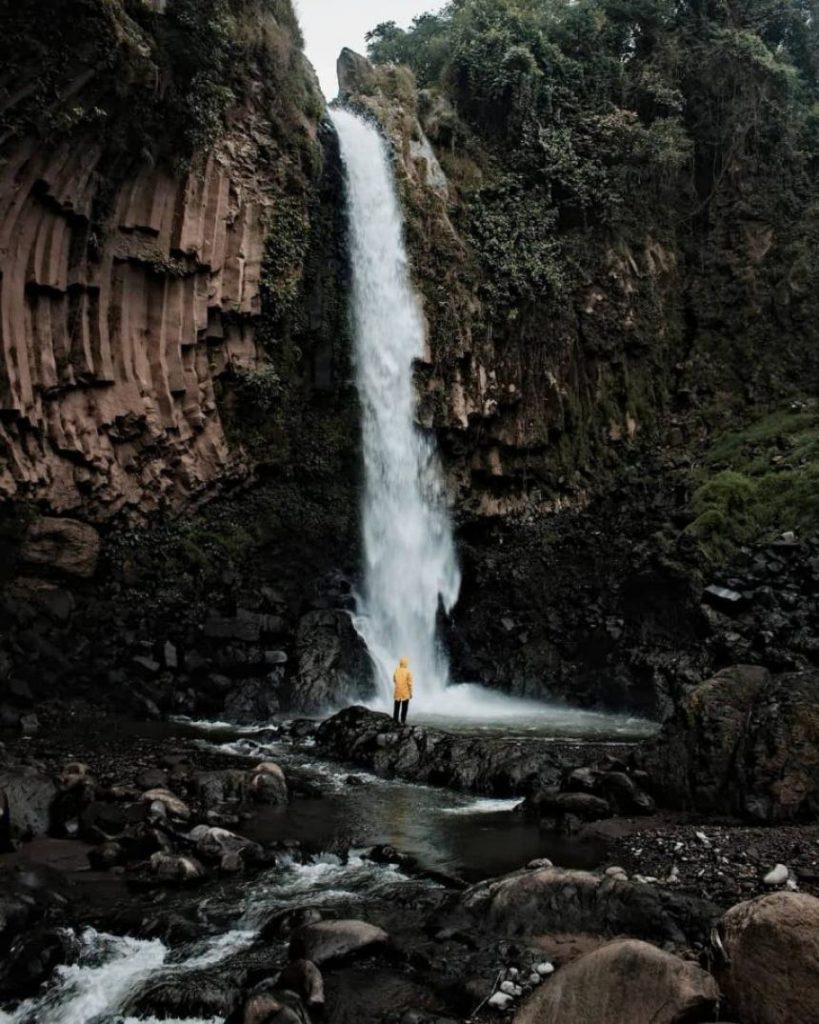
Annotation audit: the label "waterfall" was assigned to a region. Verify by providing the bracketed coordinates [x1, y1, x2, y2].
[330, 109, 461, 709]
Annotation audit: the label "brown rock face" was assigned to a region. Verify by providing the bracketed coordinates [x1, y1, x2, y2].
[513, 939, 719, 1024]
[719, 892, 819, 1024]
[21, 516, 100, 577]
[0, 140, 270, 519]
[644, 665, 819, 821]
[0, 2, 325, 524]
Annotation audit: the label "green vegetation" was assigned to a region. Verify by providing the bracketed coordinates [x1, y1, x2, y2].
[686, 406, 819, 561]
[0, 0, 320, 166]
[367, 0, 819, 401]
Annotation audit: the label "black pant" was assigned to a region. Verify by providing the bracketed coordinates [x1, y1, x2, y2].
[393, 700, 409, 724]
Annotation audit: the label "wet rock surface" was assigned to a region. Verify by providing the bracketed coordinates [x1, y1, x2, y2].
[643, 664, 819, 820]
[315, 706, 609, 796]
[0, 708, 818, 1022]
[718, 892, 819, 1024]
[513, 938, 719, 1024]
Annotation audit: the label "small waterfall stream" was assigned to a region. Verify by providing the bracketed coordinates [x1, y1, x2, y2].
[330, 109, 461, 708]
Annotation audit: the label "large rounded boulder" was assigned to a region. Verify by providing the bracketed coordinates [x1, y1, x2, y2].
[514, 939, 719, 1024]
[718, 892, 819, 1024]
[288, 919, 389, 965]
[455, 865, 718, 947]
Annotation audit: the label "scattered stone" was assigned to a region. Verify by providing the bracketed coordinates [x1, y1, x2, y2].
[763, 864, 789, 887]
[702, 584, 745, 612]
[149, 852, 205, 882]
[488, 992, 513, 1010]
[289, 919, 389, 965]
[140, 788, 190, 819]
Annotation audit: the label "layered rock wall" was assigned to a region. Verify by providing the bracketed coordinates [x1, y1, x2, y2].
[0, 0, 327, 523]
[0, 141, 268, 518]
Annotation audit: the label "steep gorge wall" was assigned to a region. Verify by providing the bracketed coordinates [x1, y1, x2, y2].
[0, 0, 330, 522]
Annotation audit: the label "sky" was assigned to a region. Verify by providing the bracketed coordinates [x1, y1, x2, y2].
[295, 0, 445, 99]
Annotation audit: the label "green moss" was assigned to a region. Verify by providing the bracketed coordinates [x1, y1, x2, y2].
[685, 405, 819, 562]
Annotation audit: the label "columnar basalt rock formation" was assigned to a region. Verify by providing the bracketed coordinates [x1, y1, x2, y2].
[0, 135, 276, 520]
[0, 0, 329, 525]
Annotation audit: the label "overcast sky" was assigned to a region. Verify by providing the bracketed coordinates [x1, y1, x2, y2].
[295, 0, 445, 99]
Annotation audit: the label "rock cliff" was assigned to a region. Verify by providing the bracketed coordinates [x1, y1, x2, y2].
[0, 0, 329, 521]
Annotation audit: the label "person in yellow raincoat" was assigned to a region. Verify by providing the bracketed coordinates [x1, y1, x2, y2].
[393, 657, 413, 724]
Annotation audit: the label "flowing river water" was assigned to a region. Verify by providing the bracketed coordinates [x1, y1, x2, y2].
[0, 711, 655, 1024]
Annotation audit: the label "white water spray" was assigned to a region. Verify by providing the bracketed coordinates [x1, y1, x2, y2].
[331, 109, 461, 707]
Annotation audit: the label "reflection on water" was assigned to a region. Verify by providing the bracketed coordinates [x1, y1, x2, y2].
[199, 726, 608, 882]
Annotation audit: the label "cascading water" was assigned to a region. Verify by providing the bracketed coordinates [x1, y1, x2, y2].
[331, 109, 461, 708]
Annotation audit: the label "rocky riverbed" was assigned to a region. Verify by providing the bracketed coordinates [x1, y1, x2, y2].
[2, 699, 819, 1023]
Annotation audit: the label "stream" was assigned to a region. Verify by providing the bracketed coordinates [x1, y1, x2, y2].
[0, 710, 654, 1024]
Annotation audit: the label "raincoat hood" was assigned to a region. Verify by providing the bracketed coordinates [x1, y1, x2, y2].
[399, 657, 409, 667]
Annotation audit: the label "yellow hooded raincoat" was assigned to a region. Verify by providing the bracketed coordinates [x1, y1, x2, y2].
[393, 658, 413, 701]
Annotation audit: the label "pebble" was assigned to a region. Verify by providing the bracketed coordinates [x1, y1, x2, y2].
[488, 992, 512, 1010]
[528, 973, 541, 985]
[763, 863, 789, 886]
[605, 865, 628, 879]
[695, 831, 711, 846]
[499, 980, 521, 996]
[535, 961, 555, 976]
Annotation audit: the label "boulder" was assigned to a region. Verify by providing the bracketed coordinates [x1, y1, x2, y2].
[643, 665, 819, 821]
[718, 892, 819, 1024]
[316, 706, 564, 795]
[278, 959, 324, 1008]
[0, 768, 57, 845]
[289, 919, 389, 965]
[149, 852, 206, 882]
[224, 676, 281, 723]
[525, 789, 611, 822]
[228, 986, 311, 1024]
[195, 769, 246, 807]
[455, 866, 719, 946]
[140, 788, 190, 819]
[248, 763, 288, 805]
[21, 517, 100, 578]
[260, 907, 324, 942]
[337, 47, 378, 100]
[291, 610, 375, 713]
[513, 939, 719, 1024]
[0, 927, 79, 999]
[188, 825, 262, 863]
[600, 771, 656, 815]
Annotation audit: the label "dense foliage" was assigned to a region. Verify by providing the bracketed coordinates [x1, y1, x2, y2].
[367, 0, 819, 319]
[0, 0, 320, 164]
[367, 0, 819, 558]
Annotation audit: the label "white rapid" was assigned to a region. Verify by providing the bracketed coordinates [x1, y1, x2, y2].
[331, 109, 461, 708]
